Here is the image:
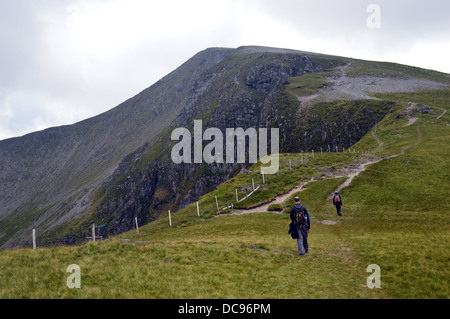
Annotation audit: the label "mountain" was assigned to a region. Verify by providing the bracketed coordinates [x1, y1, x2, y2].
[0, 45, 449, 248]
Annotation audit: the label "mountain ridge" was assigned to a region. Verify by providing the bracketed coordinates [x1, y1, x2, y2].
[0, 45, 448, 248]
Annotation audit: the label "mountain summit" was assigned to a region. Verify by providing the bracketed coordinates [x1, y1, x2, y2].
[0, 46, 448, 248]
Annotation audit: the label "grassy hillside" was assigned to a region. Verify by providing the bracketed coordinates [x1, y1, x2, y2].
[0, 86, 449, 298]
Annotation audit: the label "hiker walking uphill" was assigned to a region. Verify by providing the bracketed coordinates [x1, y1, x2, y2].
[333, 191, 343, 216]
[289, 196, 310, 256]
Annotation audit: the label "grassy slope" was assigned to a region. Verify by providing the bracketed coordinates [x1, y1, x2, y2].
[343, 89, 450, 298]
[1, 86, 449, 298]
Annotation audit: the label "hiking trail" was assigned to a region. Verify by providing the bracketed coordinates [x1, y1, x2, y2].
[215, 101, 429, 219]
[436, 109, 447, 120]
[327, 125, 423, 199]
[229, 125, 423, 216]
[234, 178, 314, 215]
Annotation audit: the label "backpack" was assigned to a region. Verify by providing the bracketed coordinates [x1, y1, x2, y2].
[334, 195, 341, 204]
[294, 207, 306, 226]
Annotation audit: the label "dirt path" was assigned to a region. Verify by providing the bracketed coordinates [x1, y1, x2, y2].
[215, 124, 423, 217]
[371, 130, 384, 148]
[436, 109, 447, 120]
[224, 154, 399, 216]
[395, 126, 423, 156]
[296, 94, 320, 112]
[328, 125, 423, 199]
[406, 117, 419, 126]
[231, 154, 390, 215]
[231, 178, 314, 215]
[326, 157, 387, 200]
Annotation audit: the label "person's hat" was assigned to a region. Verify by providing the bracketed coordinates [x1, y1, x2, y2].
[294, 196, 300, 202]
[335, 191, 338, 194]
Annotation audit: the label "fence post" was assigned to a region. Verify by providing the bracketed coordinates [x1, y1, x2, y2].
[32, 229, 36, 250]
[289, 160, 292, 170]
[168, 210, 172, 227]
[252, 178, 255, 191]
[215, 195, 219, 212]
[196, 201, 200, 217]
[135, 217, 139, 235]
[92, 224, 95, 242]
[262, 172, 265, 185]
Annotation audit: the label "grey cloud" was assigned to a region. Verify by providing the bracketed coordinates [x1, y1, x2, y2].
[0, 0, 449, 140]
[0, 2, 45, 87]
[253, 0, 450, 43]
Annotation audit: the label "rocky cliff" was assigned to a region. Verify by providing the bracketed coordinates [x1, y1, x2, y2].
[1, 46, 446, 248]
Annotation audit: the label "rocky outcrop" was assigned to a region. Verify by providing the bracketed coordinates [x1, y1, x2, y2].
[0, 46, 418, 247]
[70, 51, 393, 244]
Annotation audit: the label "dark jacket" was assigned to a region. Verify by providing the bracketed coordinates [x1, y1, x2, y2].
[333, 195, 343, 207]
[288, 222, 299, 239]
[290, 203, 311, 230]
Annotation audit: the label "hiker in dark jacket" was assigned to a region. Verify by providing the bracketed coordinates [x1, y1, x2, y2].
[332, 191, 343, 216]
[290, 196, 310, 256]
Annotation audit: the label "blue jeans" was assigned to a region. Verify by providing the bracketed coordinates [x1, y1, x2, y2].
[296, 225, 308, 255]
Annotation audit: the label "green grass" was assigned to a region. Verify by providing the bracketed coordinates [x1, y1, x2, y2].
[284, 73, 331, 96]
[0, 89, 449, 299]
[339, 125, 450, 297]
[346, 59, 450, 84]
[338, 89, 450, 298]
[0, 209, 380, 299]
[372, 88, 450, 112]
[283, 177, 348, 216]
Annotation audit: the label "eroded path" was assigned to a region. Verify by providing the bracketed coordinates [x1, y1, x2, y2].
[218, 101, 429, 218]
[229, 156, 387, 215]
[230, 124, 423, 215]
[236, 178, 314, 215]
[325, 157, 387, 200]
[436, 108, 447, 120]
[327, 125, 422, 199]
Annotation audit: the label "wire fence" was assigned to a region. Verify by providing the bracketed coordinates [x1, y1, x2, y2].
[29, 137, 383, 247]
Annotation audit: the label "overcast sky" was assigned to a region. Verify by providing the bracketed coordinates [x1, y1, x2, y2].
[1, 0, 449, 141]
